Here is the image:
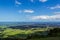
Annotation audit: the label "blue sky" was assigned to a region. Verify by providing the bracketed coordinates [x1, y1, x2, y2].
[0, 0, 60, 22]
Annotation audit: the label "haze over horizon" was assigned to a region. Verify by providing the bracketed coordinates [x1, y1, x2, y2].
[0, 0, 60, 22]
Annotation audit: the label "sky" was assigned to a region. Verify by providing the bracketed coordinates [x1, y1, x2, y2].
[0, 0, 60, 22]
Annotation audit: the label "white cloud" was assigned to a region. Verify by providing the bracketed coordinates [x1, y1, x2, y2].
[18, 9, 34, 13]
[15, 0, 21, 5]
[23, 10, 34, 13]
[30, 0, 34, 2]
[39, 0, 48, 2]
[31, 15, 49, 20]
[48, 4, 60, 9]
[30, 14, 60, 21]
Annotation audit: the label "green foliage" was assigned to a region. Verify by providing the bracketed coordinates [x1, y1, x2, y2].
[48, 28, 60, 37]
[29, 37, 60, 40]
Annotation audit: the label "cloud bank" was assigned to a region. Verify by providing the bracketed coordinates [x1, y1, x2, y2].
[30, 14, 60, 21]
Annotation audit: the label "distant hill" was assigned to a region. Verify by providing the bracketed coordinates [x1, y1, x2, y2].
[0, 22, 60, 29]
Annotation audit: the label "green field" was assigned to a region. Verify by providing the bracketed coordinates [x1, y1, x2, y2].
[0, 26, 60, 40]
